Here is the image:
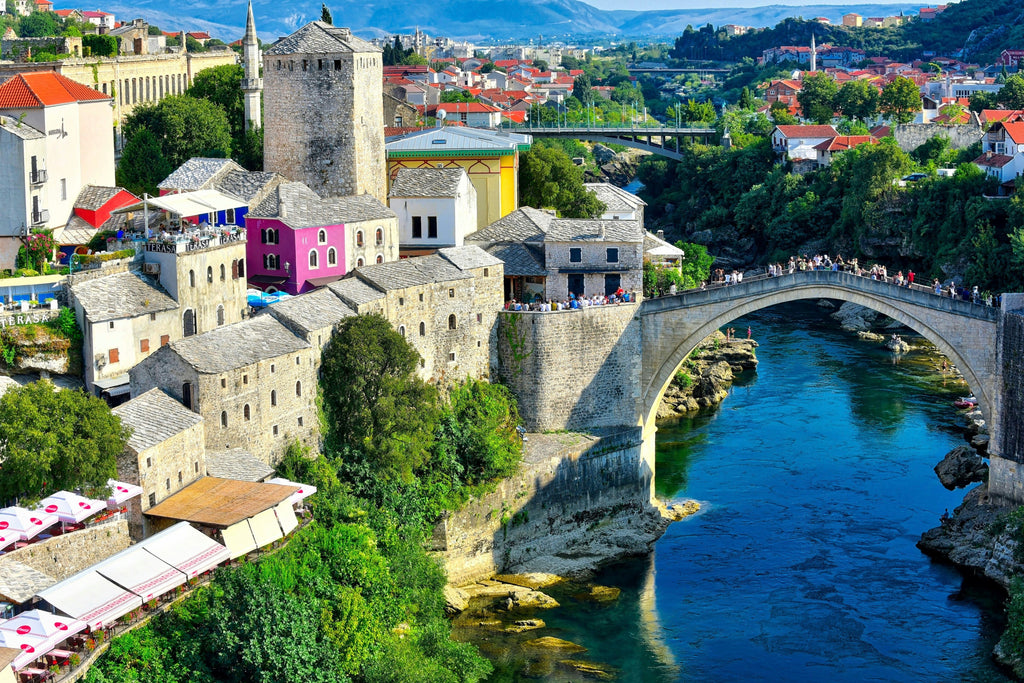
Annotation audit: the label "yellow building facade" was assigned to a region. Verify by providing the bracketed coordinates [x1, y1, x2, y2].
[385, 127, 531, 228]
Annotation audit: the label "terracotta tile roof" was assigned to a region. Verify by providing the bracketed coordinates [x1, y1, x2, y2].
[973, 152, 1014, 168]
[774, 125, 839, 138]
[0, 72, 110, 109]
[982, 109, 1024, 123]
[1002, 121, 1024, 144]
[812, 135, 877, 151]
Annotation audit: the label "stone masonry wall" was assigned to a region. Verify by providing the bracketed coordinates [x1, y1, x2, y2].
[893, 123, 984, 153]
[497, 303, 641, 431]
[438, 429, 655, 585]
[0, 519, 129, 581]
[991, 301, 1024, 502]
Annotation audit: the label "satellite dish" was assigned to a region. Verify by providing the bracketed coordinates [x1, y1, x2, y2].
[438, 110, 447, 120]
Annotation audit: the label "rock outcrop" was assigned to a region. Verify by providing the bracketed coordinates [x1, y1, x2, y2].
[934, 445, 988, 490]
[657, 331, 758, 419]
[831, 302, 898, 332]
[585, 146, 643, 187]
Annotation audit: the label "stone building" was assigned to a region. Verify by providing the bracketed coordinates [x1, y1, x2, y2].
[383, 91, 416, 128]
[584, 182, 646, 225]
[263, 22, 386, 203]
[388, 168, 477, 257]
[157, 157, 284, 214]
[112, 388, 206, 539]
[129, 314, 318, 465]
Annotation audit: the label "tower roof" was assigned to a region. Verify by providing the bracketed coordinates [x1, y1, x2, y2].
[244, 0, 257, 43]
[265, 21, 379, 56]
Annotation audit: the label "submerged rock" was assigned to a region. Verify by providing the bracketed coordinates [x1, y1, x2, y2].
[934, 446, 988, 490]
[523, 637, 587, 653]
[560, 659, 617, 680]
[574, 585, 621, 603]
[503, 589, 560, 611]
[505, 619, 545, 633]
[492, 573, 564, 590]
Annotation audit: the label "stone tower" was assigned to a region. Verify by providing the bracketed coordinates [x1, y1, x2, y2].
[810, 33, 817, 73]
[262, 22, 386, 203]
[241, 0, 262, 131]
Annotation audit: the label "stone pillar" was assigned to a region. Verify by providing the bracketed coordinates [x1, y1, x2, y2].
[991, 295, 1024, 503]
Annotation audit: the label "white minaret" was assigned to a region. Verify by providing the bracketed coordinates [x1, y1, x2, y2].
[241, 0, 262, 132]
[810, 33, 817, 73]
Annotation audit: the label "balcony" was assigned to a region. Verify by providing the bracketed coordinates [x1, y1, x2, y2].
[31, 208, 50, 225]
[29, 168, 48, 185]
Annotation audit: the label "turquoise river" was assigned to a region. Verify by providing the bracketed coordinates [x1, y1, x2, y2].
[480, 301, 1012, 682]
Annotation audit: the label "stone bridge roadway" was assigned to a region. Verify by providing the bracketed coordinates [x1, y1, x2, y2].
[512, 124, 717, 160]
[638, 270, 1002, 447]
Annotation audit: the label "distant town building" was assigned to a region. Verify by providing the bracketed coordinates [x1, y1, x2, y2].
[997, 50, 1024, 68]
[842, 13, 863, 27]
[973, 121, 1024, 190]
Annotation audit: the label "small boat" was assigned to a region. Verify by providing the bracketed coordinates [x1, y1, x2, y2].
[953, 396, 978, 409]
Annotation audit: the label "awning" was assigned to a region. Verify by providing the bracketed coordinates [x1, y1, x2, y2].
[106, 479, 143, 510]
[92, 546, 187, 601]
[36, 571, 142, 630]
[305, 275, 343, 288]
[247, 509, 283, 549]
[0, 610, 86, 669]
[135, 522, 230, 578]
[266, 478, 317, 505]
[114, 189, 245, 218]
[0, 507, 58, 542]
[247, 275, 288, 286]
[37, 492, 106, 524]
[220, 522, 257, 559]
[92, 375, 129, 391]
[274, 501, 298, 536]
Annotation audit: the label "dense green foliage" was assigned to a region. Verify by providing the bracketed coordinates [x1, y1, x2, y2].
[0, 380, 127, 502]
[83, 34, 118, 58]
[796, 73, 838, 126]
[115, 129, 172, 197]
[879, 76, 922, 125]
[836, 79, 879, 123]
[518, 142, 606, 218]
[186, 65, 248, 157]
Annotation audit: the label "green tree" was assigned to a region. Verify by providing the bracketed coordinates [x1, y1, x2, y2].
[0, 380, 128, 501]
[236, 126, 264, 172]
[998, 75, 1024, 109]
[675, 241, 715, 288]
[123, 94, 232, 169]
[115, 129, 172, 196]
[879, 76, 921, 125]
[186, 63, 246, 153]
[19, 11, 59, 37]
[738, 86, 755, 111]
[572, 72, 594, 105]
[320, 2, 332, 24]
[518, 144, 606, 218]
[320, 315, 439, 481]
[184, 35, 206, 52]
[835, 79, 879, 122]
[796, 72, 838, 125]
[434, 379, 522, 486]
[531, 58, 548, 72]
[968, 91, 998, 114]
[769, 100, 798, 125]
[440, 90, 478, 103]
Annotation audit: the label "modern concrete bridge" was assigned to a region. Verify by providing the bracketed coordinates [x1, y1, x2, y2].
[512, 124, 717, 159]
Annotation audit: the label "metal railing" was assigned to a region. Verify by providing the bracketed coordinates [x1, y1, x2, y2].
[31, 208, 50, 225]
[29, 168, 48, 184]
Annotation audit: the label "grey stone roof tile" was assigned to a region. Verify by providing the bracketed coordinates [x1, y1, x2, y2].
[168, 315, 310, 374]
[72, 270, 179, 323]
[267, 286, 356, 334]
[389, 168, 466, 198]
[354, 253, 471, 291]
[73, 185, 127, 211]
[438, 245, 504, 270]
[205, 448, 274, 482]
[583, 182, 646, 211]
[215, 171, 284, 204]
[327, 278, 385, 307]
[466, 206, 554, 243]
[0, 560, 56, 604]
[113, 388, 203, 453]
[483, 243, 547, 276]
[385, 127, 530, 152]
[251, 183, 395, 229]
[0, 115, 44, 140]
[544, 218, 643, 243]
[158, 158, 243, 192]
[265, 21, 380, 56]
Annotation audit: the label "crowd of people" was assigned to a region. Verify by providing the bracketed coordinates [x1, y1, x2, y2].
[504, 288, 635, 311]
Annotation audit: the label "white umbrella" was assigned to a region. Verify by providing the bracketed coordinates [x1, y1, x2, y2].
[0, 506, 58, 541]
[105, 479, 143, 510]
[37, 491, 106, 524]
[0, 610, 86, 646]
[266, 477, 317, 505]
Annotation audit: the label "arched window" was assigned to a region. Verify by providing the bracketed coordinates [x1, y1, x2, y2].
[207, 266, 213, 283]
[183, 309, 196, 337]
[448, 314, 457, 330]
[309, 249, 318, 269]
[376, 254, 384, 264]
[244, 404, 250, 421]
[271, 390, 277, 406]
[232, 260, 239, 279]
[189, 270, 195, 287]
[295, 381, 302, 397]
[356, 257, 364, 267]
[419, 321, 426, 336]
[375, 227, 383, 245]
[399, 325, 406, 337]
[221, 411, 228, 428]
[220, 264, 226, 281]
[238, 259, 245, 277]
[356, 230, 364, 247]
[328, 248, 337, 266]
[318, 229, 327, 244]
[217, 305, 225, 326]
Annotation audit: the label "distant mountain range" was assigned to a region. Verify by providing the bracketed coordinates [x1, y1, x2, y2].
[101, 0, 925, 44]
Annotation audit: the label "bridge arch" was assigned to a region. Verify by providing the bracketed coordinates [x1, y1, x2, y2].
[639, 274, 1000, 448]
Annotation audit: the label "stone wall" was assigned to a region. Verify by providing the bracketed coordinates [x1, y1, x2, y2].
[991, 299, 1024, 502]
[893, 123, 983, 153]
[0, 519, 130, 581]
[1, 36, 82, 61]
[437, 429, 658, 585]
[497, 304, 641, 431]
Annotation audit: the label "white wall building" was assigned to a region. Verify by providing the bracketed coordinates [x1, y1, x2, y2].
[389, 168, 477, 254]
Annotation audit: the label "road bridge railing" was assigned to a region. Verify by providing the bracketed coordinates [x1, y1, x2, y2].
[640, 269, 1000, 322]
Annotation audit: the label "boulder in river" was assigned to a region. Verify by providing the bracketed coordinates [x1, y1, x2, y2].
[934, 445, 988, 490]
[444, 585, 469, 615]
[560, 659, 617, 680]
[523, 637, 587, 653]
[573, 585, 621, 603]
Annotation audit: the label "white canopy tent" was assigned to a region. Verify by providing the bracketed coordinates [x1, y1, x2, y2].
[91, 546, 187, 602]
[36, 572, 142, 630]
[37, 492, 106, 524]
[274, 501, 299, 536]
[266, 478, 317, 505]
[115, 190, 245, 221]
[106, 479, 143, 510]
[0, 507, 58, 542]
[135, 522, 230, 578]
[0, 610, 86, 670]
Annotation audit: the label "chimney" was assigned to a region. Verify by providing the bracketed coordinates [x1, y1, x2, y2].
[278, 195, 287, 218]
[986, 151, 992, 159]
[657, 229, 665, 241]
[598, 224, 605, 239]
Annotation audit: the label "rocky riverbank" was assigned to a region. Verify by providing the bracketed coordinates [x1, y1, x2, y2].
[657, 330, 758, 420]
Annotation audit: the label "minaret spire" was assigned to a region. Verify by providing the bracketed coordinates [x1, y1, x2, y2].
[241, 0, 263, 132]
[810, 33, 817, 73]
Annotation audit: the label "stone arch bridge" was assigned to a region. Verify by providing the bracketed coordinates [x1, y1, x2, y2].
[498, 271, 1024, 502]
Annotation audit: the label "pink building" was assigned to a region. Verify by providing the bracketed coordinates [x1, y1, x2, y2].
[245, 182, 397, 294]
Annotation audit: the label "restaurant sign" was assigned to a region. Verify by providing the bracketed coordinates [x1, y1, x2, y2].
[0, 309, 59, 329]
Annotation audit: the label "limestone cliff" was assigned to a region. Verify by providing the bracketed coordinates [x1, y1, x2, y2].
[657, 331, 758, 420]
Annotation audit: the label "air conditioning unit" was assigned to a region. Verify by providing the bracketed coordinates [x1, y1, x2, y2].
[143, 263, 160, 275]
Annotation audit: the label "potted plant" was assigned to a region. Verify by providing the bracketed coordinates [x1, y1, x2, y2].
[70, 653, 80, 667]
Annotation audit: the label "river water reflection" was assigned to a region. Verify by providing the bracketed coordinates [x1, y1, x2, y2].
[481, 301, 1010, 682]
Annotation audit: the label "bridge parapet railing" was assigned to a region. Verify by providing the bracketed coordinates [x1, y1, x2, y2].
[641, 269, 999, 322]
[504, 123, 715, 133]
